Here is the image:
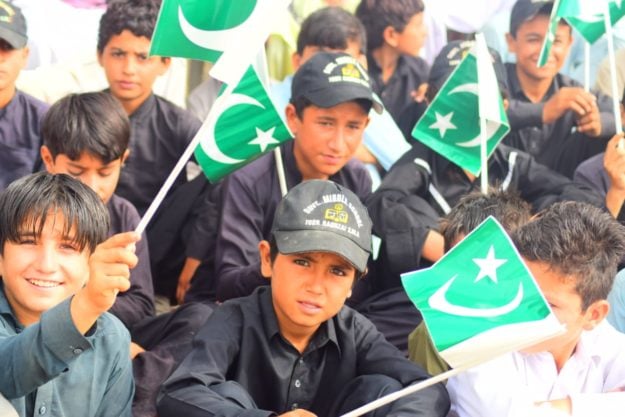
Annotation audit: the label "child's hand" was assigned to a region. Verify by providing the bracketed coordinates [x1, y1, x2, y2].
[278, 409, 317, 417]
[542, 87, 596, 125]
[71, 232, 139, 334]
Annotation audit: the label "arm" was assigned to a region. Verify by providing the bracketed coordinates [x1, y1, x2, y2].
[215, 175, 270, 301]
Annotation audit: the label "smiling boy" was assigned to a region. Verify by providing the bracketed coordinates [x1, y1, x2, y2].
[159, 180, 449, 417]
[0, 172, 139, 417]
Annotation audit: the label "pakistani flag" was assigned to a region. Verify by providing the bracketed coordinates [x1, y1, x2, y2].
[412, 40, 509, 176]
[401, 217, 563, 369]
[193, 65, 291, 182]
[538, 0, 625, 66]
[150, 0, 290, 83]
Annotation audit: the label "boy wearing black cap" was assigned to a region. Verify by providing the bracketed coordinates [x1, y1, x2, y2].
[504, 0, 616, 178]
[0, 0, 48, 190]
[214, 51, 381, 302]
[158, 179, 450, 417]
[362, 40, 603, 353]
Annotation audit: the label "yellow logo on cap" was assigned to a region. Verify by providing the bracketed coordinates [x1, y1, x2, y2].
[324, 204, 349, 224]
[0, 1, 14, 23]
[341, 64, 361, 79]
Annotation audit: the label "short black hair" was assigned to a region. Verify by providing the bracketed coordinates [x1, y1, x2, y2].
[291, 96, 372, 120]
[0, 172, 110, 254]
[42, 92, 130, 164]
[440, 188, 532, 252]
[297, 6, 367, 55]
[355, 0, 425, 51]
[512, 201, 625, 310]
[97, 0, 161, 53]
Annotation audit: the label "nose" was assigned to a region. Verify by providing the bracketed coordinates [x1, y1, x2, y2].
[123, 56, 137, 74]
[304, 270, 324, 295]
[328, 127, 347, 153]
[36, 244, 59, 273]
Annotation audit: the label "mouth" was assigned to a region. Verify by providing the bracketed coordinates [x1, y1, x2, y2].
[320, 154, 343, 165]
[298, 300, 322, 314]
[116, 80, 136, 89]
[27, 278, 62, 289]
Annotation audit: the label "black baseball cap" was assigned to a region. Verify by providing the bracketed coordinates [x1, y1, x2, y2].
[509, 0, 553, 36]
[0, 1, 27, 49]
[271, 180, 372, 273]
[428, 40, 509, 97]
[291, 51, 384, 114]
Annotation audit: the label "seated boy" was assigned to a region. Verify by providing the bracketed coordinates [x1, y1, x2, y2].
[503, 0, 616, 178]
[0, 0, 49, 190]
[448, 201, 625, 417]
[39, 91, 212, 417]
[97, 0, 213, 307]
[0, 172, 139, 416]
[158, 180, 450, 417]
[355, 0, 429, 123]
[215, 51, 382, 302]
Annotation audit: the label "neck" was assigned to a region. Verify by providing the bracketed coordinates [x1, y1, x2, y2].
[550, 342, 577, 373]
[515, 67, 552, 103]
[293, 143, 330, 181]
[0, 85, 16, 109]
[371, 45, 400, 84]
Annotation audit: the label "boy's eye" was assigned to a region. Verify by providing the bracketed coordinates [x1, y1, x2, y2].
[347, 123, 362, 131]
[330, 266, 347, 277]
[68, 170, 84, 177]
[294, 258, 310, 267]
[137, 54, 149, 62]
[60, 242, 79, 252]
[17, 238, 36, 245]
[111, 50, 124, 58]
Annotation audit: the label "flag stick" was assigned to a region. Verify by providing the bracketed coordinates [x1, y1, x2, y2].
[604, 2, 623, 134]
[134, 83, 236, 235]
[480, 117, 488, 195]
[584, 42, 590, 92]
[256, 49, 289, 197]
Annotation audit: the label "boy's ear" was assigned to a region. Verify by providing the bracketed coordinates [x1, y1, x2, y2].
[582, 299, 610, 331]
[505, 32, 516, 54]
[158, 56, 172, 76]
[258, 240, 273, 281]
[121, 149, 130, 165]
[17, 46, 29, 70]
[285, 103, 299, 133]
[40, 146, 55, 173]
[291, 52, 302, 71]
[382, 25, 399, 48]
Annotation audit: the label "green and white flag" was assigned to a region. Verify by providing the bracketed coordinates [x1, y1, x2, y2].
[538, 0, 625, 66]
[150, 0, 290, 83]
[412, 40, 509, 176]
[193, 65, 291, 182]
[401, 217, 563, 369]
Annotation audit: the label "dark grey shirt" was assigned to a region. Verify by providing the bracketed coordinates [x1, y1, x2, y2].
[504, 63, 615, 178]
[107, 194, 155, 329]
[158, 287, 449, 417]
[215, 141, 372, 301]
[0, 286, 134, 417]
[0, 90, 48, 190]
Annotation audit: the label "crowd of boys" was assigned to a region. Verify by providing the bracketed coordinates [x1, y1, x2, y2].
[1, 0, 624, 416]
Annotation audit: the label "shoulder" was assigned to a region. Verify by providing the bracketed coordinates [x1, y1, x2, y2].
[153, 95, 202, 132]
[400, 55, 430, 78]
[14, 90, 49, 113]
[225, 152, 276, 191]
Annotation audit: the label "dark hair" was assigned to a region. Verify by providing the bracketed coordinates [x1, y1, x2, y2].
[512, 201, 625, 310]
[509, 3, 570, 38]
[97, 0, 161, 53]
[297, 6, 367, 55]
[355, 0, 424, 51]
[291, 96, 372, 120]
[268, 235, 364, 281]
[440, 189, 531, 252]
[42, 92, 130, 164]
[0, 172, 110, 254]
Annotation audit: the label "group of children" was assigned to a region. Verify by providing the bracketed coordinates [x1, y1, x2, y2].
[1, 0, 625, 416]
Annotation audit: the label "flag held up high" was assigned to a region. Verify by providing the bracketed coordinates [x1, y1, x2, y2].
[401, 217, 563, 369]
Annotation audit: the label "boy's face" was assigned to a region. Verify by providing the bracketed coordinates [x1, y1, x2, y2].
[0, 39, 28, 93]
[286, 101, 369, 180]
[259, 241, 355, 345]
[506, 15, 572, 83]
[98, 29, 170, 114]
[0, 213, 90, 326]
[522, 260, 607, 358]
[41, 148, 128, 205]
[393, 12, 427, 57]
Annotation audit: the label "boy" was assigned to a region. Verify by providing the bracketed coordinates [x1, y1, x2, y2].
[0, 0, 48, 190]
[158, 180, 450, 417]
[504, 0, 616, 178]
[448, 201, 625, 416]
[215, 51, 382, 302]
[97, 0, 213, 307]
[0, 172, 139, 416]
[39, 92, 212, 417]
[355, 0, 429, 123]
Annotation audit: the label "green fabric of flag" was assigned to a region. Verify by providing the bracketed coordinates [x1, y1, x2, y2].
[401, 217, 562, 368]
[193, 65, 291, 182]
[411, 42, 509, 176]
[538, 0, 625, 67]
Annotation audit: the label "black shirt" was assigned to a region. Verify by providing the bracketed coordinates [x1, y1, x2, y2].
[158, 287, 449, 417]
[366, 141, 604, 291]
[366, 54, 429, 123]
[504, 63, 615, 178]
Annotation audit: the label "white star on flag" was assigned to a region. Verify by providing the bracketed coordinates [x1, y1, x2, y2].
[248, 126, 279, 152]
[473, 246, 507, 283]
[429, 112, 457, 138]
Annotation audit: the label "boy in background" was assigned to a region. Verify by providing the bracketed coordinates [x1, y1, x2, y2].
[0, 172, 138, 416]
